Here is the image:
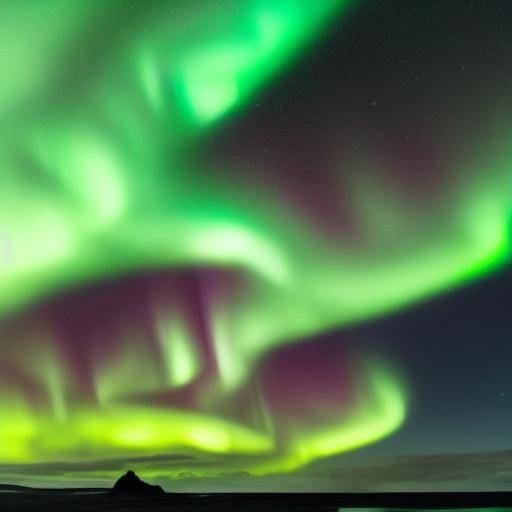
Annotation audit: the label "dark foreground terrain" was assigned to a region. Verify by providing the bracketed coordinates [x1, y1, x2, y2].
[2, 488, 512, 512]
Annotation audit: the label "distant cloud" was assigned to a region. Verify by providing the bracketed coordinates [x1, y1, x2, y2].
[155, 449, 512, 492]
[313, 449, 512, 492]
[2, 449, 512, 491]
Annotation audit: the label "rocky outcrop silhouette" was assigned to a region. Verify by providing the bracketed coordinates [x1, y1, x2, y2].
[111, 470, 165, 496]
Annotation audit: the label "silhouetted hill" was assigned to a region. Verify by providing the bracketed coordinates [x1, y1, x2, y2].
[111, 470, 165, 497]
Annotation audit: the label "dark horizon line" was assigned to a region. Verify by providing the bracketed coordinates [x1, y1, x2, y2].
[2, 484, 512, 505]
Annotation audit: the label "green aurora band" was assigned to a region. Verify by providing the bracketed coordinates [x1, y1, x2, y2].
[0, 359, 405, 477]
[0, 0, 511, 483]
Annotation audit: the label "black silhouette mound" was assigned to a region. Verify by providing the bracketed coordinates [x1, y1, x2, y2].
[111, 470, 165, 497]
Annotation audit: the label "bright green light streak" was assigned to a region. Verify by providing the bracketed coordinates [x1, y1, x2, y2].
[157, 312, 201, 388]
[0, 403, 274, 463]
[254, 359, 407, 474]
[32, 128, 126, 227]
[170, 0, 350, 124]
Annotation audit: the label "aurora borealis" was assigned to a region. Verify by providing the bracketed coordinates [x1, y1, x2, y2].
[1, 0, 512, 490]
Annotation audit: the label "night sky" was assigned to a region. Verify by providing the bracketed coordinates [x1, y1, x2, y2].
[0, 0, 511, 490]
